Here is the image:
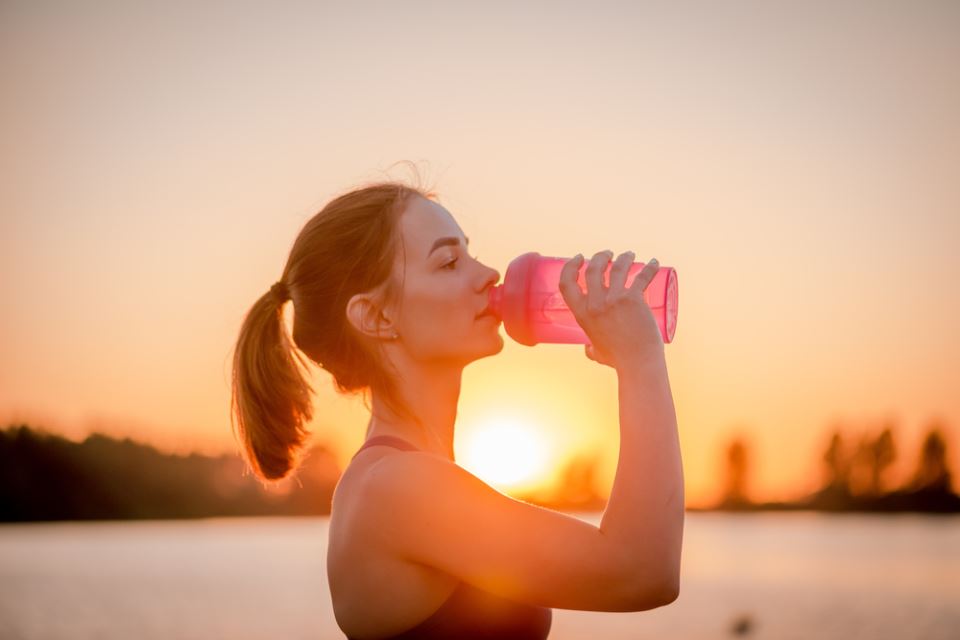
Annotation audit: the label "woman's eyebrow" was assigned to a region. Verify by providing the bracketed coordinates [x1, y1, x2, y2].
[427, 235, 469, 258]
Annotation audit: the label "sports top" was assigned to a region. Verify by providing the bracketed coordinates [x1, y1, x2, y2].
[343, 435, 553, 639]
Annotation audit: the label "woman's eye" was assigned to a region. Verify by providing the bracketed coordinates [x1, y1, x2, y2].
[442, 258, 458, 270]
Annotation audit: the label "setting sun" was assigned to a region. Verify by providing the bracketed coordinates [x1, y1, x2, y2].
[458, 419, 553, 491]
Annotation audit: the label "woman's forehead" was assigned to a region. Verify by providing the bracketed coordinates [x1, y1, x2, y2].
[400, 198, 465, 253]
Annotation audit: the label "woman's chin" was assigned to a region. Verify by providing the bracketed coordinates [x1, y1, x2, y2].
[466, 331, 504, 362]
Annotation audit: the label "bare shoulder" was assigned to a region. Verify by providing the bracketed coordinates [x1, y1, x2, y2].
[361, 448, 462, 491]
[328, 451, 462, 636]
[329, 448, 472, 561]
[339, 449, 462, 538]
[356, 449, 497, 528]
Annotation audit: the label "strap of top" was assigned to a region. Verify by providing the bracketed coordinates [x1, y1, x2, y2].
[351, 435, 421, 461]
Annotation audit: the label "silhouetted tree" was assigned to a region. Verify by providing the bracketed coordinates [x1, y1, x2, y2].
[821, 429, 850, 495]
[910, 423, 952, 492]
[847, 424, 898, 497]
[869, 425, 896, 495]
[720, 436, 750, 507]
[541, 451, 605, 511]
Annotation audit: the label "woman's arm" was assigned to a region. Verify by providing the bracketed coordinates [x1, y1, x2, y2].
[600, 352, 684, 600]
[558, 250, 685, 600]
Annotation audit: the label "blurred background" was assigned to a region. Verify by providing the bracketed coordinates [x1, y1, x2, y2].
[2, 1, 958, 638]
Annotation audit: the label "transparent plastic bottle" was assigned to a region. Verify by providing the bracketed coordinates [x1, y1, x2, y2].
[487, 252, 678, 346]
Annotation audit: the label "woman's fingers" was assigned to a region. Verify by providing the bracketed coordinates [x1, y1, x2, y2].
[608, 251, 635, 293]
[628, 258, 660, 297]
[558, 254, 587, 318]
[585, 250, 613, 314]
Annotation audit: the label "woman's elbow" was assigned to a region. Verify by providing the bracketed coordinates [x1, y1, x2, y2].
[626, 571, 680, 611]
[659, 574, 680, 605]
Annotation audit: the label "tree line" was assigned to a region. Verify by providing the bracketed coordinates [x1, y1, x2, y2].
[2, 418, 956, 522]
[714, 419, 959, 512]
[0, 424, 340, 521]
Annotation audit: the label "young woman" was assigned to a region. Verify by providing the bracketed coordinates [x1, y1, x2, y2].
[231, 179, 684, 639]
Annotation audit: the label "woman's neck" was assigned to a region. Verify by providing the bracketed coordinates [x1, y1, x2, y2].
[366, 363, 463, 461]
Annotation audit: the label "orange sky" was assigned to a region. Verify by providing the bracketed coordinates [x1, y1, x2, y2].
[2, 2, 958, 508]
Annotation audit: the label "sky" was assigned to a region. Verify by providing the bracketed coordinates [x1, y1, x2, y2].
[2, 0, 958, 507]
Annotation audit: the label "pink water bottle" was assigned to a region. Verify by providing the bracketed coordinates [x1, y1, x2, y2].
[487, 252, 678, 346]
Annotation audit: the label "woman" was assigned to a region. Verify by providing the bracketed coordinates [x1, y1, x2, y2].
[230, 179, 684, 639]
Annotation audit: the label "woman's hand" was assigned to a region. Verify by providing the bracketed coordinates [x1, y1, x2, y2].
[558, 250, 664, 370]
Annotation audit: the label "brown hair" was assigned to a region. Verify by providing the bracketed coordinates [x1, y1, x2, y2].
[230, 172, 437, 481]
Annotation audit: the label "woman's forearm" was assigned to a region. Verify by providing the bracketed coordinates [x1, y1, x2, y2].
[599, 351, 685, 595]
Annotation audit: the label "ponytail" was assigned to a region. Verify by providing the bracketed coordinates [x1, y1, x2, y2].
[230, 286, 315, 481]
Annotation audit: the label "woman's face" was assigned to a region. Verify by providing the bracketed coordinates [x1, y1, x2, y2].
[386, 195, 504, 366]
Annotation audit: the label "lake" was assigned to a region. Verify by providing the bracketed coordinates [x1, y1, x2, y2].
[1, 511, 957, 639]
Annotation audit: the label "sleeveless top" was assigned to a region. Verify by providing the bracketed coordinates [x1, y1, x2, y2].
[343, 435, 553, 640]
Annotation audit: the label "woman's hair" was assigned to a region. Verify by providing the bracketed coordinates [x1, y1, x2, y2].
[230, 172, 437, 481]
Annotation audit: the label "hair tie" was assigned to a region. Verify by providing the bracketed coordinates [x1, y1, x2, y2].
[269, 280, 289, 303]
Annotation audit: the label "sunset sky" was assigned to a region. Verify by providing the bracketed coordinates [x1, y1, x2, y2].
[2, 1, 958, 507]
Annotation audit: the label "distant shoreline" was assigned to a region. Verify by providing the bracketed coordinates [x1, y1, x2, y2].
[3, 424, 958, 523]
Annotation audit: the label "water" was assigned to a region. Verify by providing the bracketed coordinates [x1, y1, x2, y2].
[1, 512, 957, 639]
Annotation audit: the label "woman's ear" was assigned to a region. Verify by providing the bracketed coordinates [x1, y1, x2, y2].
[346, 292, 395, 341]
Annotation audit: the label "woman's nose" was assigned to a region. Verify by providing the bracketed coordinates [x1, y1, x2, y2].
[479, 263, 500, 289]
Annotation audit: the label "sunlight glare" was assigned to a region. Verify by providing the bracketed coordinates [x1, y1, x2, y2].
[460, 419, 551, 490]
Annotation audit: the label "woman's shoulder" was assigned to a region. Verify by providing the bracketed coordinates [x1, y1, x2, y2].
[332, 447, 436, 525]
[356, 446, 461, 500]
[328, 451, 462, 637]
[332, 448, 462, 556]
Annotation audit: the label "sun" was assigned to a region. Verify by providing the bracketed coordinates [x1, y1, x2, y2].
[458, 418, 552, 491]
